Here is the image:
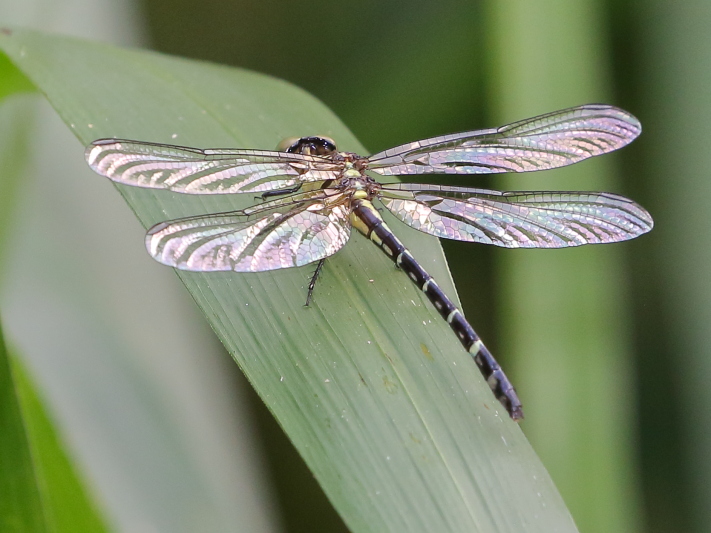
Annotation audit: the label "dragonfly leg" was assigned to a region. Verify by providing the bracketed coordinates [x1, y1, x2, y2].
[304, 259, 326, 307]
[258, 183, 302, 201]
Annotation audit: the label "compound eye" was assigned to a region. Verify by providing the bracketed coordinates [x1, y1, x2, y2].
[277, 136, 337, 155]
[300, 136, 337, 156]
[316, 137, 337, 154]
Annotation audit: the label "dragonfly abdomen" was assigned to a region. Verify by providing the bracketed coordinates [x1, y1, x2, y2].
[351, 199, 523, 420]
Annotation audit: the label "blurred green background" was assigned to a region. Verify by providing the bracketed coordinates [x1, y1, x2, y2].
[0, 0, 708, 532]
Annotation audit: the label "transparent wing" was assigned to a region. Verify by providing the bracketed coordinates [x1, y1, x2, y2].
[379, 183, 653, 248]
[146, 191, 352, 271]
[368, 104, 641, 176]
[86, 139, 343, 194]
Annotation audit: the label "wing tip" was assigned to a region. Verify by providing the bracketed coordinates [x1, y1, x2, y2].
[145, 222, 183, 268]
[637, 206, 655, 234]
[84, 138, 124, 171]
[580, 103, 642, 142]
[146, 221, 171, 236]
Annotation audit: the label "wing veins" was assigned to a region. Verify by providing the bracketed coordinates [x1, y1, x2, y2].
[367, 104, 641, 176]
[146, 189, 352, 271]
[86, 139, 342, 194]
[379, 184, 652, 248]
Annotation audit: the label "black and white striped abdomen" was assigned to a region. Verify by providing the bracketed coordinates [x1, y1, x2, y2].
[350, 199, 523, 420]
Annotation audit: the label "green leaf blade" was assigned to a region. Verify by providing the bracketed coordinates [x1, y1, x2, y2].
[0, 331, 45, 532]
[0, 322, 109, 533]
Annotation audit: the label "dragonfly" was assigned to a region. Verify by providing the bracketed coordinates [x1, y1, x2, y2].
[85, 104, 653, 421]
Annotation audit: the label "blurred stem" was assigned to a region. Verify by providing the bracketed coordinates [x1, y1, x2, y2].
[483, 1, 644, 532]
[626, 3, 711, 533]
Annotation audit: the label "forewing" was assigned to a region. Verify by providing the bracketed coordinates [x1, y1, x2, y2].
[379, 184, 653, 248]
[146, 194, 352, 271]
[86, 139, 342, 193]
[368, 104, 641, 176]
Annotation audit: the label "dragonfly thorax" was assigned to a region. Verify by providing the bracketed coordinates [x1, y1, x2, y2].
[336, 171, 381, 201]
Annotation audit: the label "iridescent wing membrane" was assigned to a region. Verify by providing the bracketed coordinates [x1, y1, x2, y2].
[379, 184, 651, 248]
[86, 139, 342, 194]
[145, 190, 352, 272]
[370, 104, 651, 248]
[86, 104, 652, 272]
[368, 104, 641, 175]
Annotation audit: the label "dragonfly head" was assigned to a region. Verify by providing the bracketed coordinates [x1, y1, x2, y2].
[277, 136, 337, 156]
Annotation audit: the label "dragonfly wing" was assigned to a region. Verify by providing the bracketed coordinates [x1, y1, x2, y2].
[380, 184, 653, 248]
[146, 195, 352, 271]
[86, 139, 342, 194]
[368, 104, 641, 176]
